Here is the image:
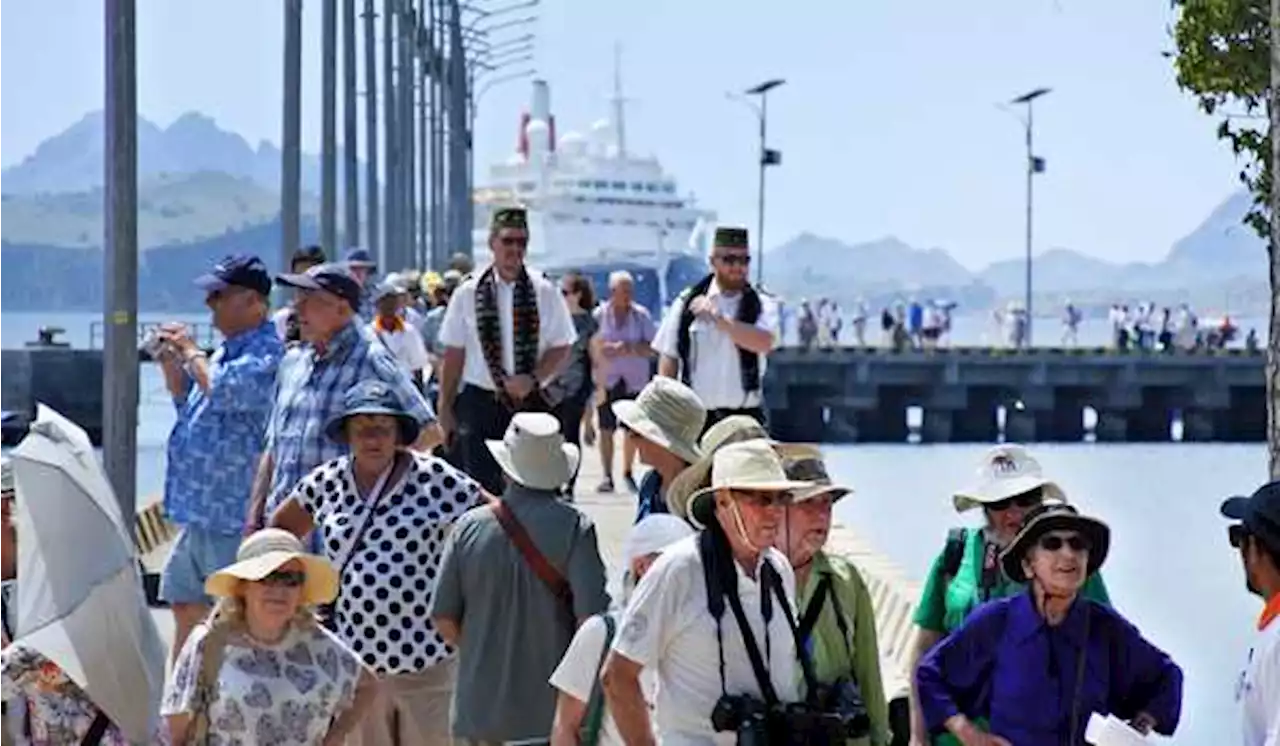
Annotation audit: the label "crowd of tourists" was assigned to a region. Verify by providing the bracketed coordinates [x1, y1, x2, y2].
[1, 206, 1278, 745]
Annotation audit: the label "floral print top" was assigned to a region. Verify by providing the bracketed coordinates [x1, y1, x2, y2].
[1, 643, 165, 745]
[162, 621, 361, 746]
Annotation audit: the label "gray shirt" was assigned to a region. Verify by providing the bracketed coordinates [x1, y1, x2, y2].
[430, 485, 609, 741]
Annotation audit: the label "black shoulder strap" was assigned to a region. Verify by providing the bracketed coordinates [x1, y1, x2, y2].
[80, 711, 112, 746]
[761, 563, 822, 706]
[674, 274, 715, 384]
[942, 528, 967, 577]
[723, 569, 781, 706]
[798, 575, 831, 641]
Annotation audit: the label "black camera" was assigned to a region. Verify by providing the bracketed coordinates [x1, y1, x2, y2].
[810, 677, 872, 739]
[711, 688, 870, 746]
[711, 694, 772, 746]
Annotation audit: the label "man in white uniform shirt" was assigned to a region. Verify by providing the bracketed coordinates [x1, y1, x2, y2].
[655, 227, 779, 435]
[1221, 480, 1280, 746]
[601, 440, 813, 745]
[436, 206, 577, 494]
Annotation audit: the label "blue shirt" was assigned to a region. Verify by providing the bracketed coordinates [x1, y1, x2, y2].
[264, 320, 436, 515]
[634, 471, 666, 523]
[164, 321, 283, 534]
[916, 591, 1183, 744]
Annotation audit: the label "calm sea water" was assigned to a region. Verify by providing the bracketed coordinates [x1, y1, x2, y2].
[2, 311, 1271, 742]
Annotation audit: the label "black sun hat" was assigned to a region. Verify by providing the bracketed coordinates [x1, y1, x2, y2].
[1000, 502, 1111, 583]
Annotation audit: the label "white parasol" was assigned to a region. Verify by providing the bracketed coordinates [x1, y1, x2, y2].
[10, 404, 167, 743]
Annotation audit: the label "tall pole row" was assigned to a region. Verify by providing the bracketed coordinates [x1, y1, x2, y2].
[281, 0, 302, 270]
[363, 0, 381, 262]
[321, 0, 338, 252]
[342, 0, 360, 249]
[383, 0, 399, 270]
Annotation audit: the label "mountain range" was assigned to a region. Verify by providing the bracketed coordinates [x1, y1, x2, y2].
[0, 110, 1270, 314]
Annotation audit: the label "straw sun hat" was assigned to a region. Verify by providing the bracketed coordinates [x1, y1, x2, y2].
[205, 529, 339, 606]
[952, 444, 1066, 513]
[611, 378, 706, 465]
[686, 440, 814, 529]
[486, 412, 580, 491]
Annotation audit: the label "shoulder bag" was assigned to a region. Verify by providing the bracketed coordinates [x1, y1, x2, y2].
[492, 500, 576, 627]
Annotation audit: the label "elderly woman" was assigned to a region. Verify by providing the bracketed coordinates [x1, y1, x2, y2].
[908, 445, 1111, 745]
[548, 514, 693, 746]
[774, 445, 891, 746]
[915, 504, 1182, 745]
[162, 529, 376, 745]
[272, 379, 487, 746]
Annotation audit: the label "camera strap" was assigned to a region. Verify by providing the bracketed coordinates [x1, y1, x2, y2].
[701, 530, 780, 706]
[762, 563, 823, 708]
[721, 567, 781, 707]
[799, 574, 858, 681]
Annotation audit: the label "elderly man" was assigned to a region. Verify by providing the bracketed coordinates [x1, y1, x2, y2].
[611, 377, 706, 521]
[436, 207, 577, 495]
[431, 412, 609, 746]
[156, 254, 284, 660]
[344, 247, 379, 318]
[776, 445, 891, 746]
[654, 227, 780, 433]
[369, 281, 431, 386]
[602, 439, 812, 745]
[593, 270, 656, 494]
[273, 244, 327, 344]
[245, 262, 440, 533]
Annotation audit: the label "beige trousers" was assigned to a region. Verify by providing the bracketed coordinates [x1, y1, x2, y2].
[349, 658, 456, 746]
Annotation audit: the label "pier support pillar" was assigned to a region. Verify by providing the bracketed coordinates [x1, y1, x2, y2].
[1181, 409, 1217, 442]
[1003, 409, 1041, 443]
[1094, 410, 1128, 443]
[920, 410, 954, 443]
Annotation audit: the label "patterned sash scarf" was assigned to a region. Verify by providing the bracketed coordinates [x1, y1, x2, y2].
[476, 265, 540, 407]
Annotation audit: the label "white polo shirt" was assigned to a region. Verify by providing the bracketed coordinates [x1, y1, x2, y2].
[437, 267, 577, 392]
[1238, 598, 1280, 746]
[612, 535, 800, 746]
[654, 282, 779, 410]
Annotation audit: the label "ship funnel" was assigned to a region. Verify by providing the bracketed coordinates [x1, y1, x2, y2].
[531, 79, 551, 123]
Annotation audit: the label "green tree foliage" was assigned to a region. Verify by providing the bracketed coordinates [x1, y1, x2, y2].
[1170, 0, 1271, 238]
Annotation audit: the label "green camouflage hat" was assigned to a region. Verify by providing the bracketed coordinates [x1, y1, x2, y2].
[713, 226, 749, 249]
[492, 207, 528, 231]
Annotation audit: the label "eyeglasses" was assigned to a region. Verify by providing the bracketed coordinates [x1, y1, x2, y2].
[714, 254, 751, 267]
[1037, 533, 1090, 553]
[987, 491, 1043, 512]
[1229, 523, 1251, 549]
[261, 570, 307, 588]
[733, 490, 789, 508]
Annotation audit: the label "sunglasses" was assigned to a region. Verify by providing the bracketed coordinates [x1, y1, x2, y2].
[260, 570, 307, 588]
[714, 254, 751, 266]
[1037, 533, 1090, 553]
[1228, 523, 1251, 549]
[987, 491, 1043, 512]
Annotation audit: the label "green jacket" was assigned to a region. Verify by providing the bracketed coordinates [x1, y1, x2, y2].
[911, 527, 1111, 744]
[798, 551, 892, 746]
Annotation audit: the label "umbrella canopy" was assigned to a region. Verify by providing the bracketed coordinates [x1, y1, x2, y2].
[11, 404, 166, 743]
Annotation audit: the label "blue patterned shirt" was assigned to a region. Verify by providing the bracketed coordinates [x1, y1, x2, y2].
[164, 320, 283, 535]
[264, 320, 436, 515]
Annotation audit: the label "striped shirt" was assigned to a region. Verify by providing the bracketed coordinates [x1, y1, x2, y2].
[264, 321, 435, 515]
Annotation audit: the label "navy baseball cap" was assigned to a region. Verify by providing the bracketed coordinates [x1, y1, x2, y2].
[344, 247, 377, 269]
[1221, 480, 1280, 543]
[275, 262, 363, 312]
[194, 254, 272, 296]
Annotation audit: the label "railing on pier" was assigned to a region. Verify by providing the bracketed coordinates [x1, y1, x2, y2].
[87, 321, 221, 353]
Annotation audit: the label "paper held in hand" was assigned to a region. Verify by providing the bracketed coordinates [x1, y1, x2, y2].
[1085, 713, 1150, 746]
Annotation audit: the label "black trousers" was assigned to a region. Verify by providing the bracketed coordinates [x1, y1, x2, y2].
[552, 391, 591, 491]
[453, 384, 549, 495]
[703, 406, 768, 436]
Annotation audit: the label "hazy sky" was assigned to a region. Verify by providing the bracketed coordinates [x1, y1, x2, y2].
[0, 0, 1248, 269]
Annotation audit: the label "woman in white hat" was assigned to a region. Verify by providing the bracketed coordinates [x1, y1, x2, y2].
[548, 514, 693, 746]
[162, 529, 377, 745]
[906, 445, 1112, 746]
[916, 504, 1182, 744]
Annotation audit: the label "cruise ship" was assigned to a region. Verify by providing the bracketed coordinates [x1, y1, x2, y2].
[471, 74, 716, 315]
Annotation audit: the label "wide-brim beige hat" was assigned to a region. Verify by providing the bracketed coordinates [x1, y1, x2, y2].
[952, 444, 1066, 512]
[667, 415, 770, 520]
[775, 443, 852, 503]
[612, 377, 705, 465]
[687, 439, 814, 529]
[486, 412, 580, 491]
[205, 529, 339, 606]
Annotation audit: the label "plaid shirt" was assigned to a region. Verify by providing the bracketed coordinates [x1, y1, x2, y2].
[264, 320, 435, 515]
[164, 320, 283, 534]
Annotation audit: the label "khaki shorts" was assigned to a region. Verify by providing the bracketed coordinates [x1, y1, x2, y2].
[349, 658, 457, 746]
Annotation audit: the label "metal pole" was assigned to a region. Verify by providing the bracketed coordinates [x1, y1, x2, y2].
[384, 0, 399, 269]
[363, 0, 381, 262]
[755, 94, 767, 287]
[104, 0, 139, 519]
[282, 0, 303, 273]
[1270, 0, 1280, 478]
[1024, 103, 1034, 346]
[343, 0, 360, 248]
[418, 42, 430, 268]
[322, 0, 338, 252]
[448, 0, 470, 260]
[432, 0, 447, 266]
[400, 1, 417, 270]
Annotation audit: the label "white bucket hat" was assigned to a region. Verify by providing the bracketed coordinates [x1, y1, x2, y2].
[611, 377, 706, 464]
[952, 444, 1067, 513]
[687, 439, 814, 529]
[623, 514, 694, 565]
[486, 412, 580, 491]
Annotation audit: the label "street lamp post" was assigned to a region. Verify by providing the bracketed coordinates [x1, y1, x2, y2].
[1010, 86, 1050, 346]
[743, 78, 785, 288]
